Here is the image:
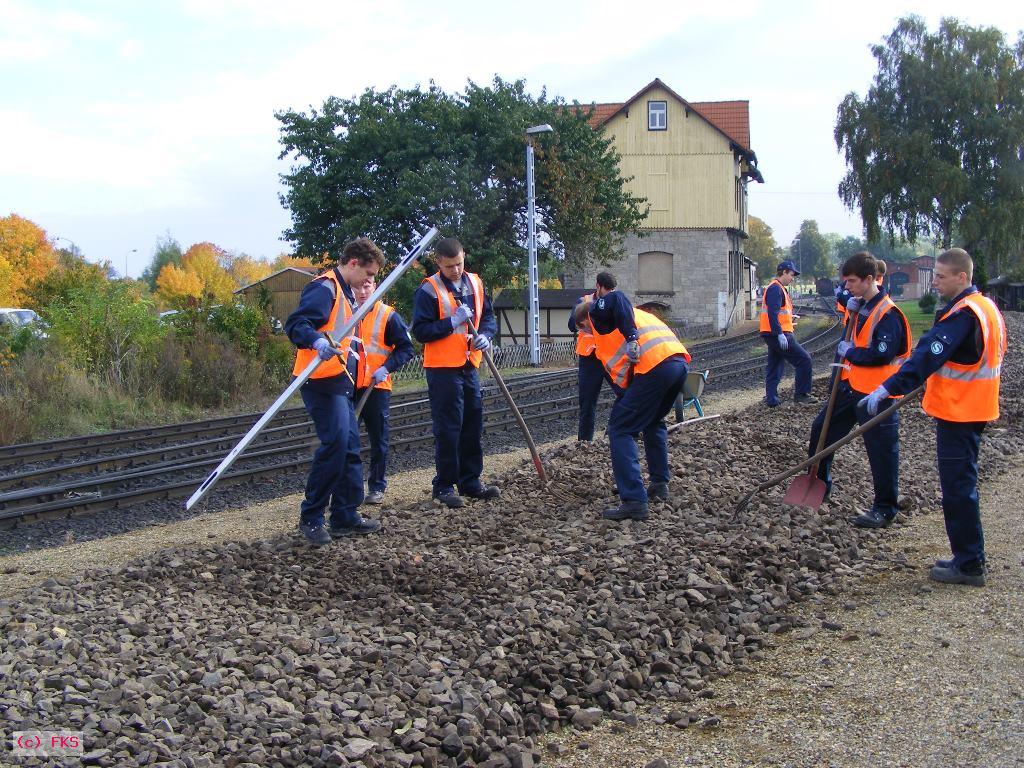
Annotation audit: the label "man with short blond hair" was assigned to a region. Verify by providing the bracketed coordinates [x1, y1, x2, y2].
[861, 248, 1007, 586]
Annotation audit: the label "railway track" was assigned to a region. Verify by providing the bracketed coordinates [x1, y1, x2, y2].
[0, 317, 840, 529]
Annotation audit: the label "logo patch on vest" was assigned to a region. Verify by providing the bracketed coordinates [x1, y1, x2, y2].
[930, 341, 944, 355]
[598, 298, 605, 309]
[877, 341, 888, 353]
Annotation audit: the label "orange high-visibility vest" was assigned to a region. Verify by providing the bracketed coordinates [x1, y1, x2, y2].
[842, 294, 912, 395]
[421, 272, 485, 369]
[836, 297, 849, 325]
[593, 308, 690, 389]
[355, 301, 395, 391]
[922, 293, 1007, 422]
[760, 279, 794, 333]
[291, 270, 357, 380]
[575, 292, 598, 356]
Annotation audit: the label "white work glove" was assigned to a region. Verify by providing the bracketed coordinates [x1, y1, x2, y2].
[836, 340, 854, 358]
[370, 366, 389, 385]
[777, 333, 789, 351]
[858, 385, 889, 416]
[846, 297, 862, 313]
[625, 340, 641, 363]
[450, 304, 474, 329]
[312, 337, 338, 361]
[472, 334, 491, 352]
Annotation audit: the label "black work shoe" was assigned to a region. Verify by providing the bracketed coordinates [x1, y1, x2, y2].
[602, 500, 649, 521]
[464, 485, 501, 500]
[794, 393, 814, 404]
[364, 490, 385, 505]
[648, 482, 669, 501]
[929, 563, 986, 587]
[433, 491, 464, 509]
[763, 398, 781, 408]
[298, 522, 331, 546]
[853, 509, 895, 529]
[329, 516, 381, 538]
[934, 557, 954, 569]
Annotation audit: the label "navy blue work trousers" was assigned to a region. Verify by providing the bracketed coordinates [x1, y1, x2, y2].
[299, 387, 363, 527]
[807, 382, 899, 517]
[607, 356, 688, 503]
[425, 365, 484, 496]
[355, 387, 391, 493]
[577, 353, 617, 441]
[936, 419, 986, 569]
[762, 332, 812, 405]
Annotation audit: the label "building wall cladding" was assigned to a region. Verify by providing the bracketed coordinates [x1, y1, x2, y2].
[569, 228, 741, 333]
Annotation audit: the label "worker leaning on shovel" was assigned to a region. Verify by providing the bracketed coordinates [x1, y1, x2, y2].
[411, 237, 500, 509]
[806, 252, 911, 529]
[574, 292, 690, 522]
[860, 248, 1007, 588]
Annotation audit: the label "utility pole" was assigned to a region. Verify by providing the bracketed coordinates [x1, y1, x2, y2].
[524, 123, 553, 366]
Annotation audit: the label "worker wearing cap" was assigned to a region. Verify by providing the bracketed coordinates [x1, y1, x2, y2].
[568, 271, 622, 441]
[861, 248, 1007, 587]
[411, 237, 499, 509]
[760, 260, 813, 407]
[807, 252, 911, 528]
[574, 293, 690, 521]
[285, 238, 385, 546]
[352, 278, 415, 506]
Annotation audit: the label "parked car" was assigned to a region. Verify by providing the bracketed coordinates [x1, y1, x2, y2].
[0, 308, 47, 338]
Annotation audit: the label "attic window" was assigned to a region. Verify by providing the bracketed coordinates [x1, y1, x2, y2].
[648, 101, 667, 131]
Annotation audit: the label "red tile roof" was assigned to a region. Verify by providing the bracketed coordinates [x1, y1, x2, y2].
[580, 80, 752, 152]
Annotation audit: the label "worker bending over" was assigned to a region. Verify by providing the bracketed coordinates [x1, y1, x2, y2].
[575, 293, 689, 521]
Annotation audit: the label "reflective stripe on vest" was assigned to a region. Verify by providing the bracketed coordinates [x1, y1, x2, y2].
[356, 301, 395, 391]
[593, 308, 690, 388]
[421, 272, 485, 368]
[575, 292, 598, 356]
[759, 279, 794, 332]
[842, 295, 912, 395]
[291, 271, 357, 380]
[922, 293, 1007, 422]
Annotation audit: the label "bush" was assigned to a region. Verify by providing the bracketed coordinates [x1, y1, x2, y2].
[918, 292, 937, 312]
[154, 326, 267, 407]
[43, 280, 165, 390]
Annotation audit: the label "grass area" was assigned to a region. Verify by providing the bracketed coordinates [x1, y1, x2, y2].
[896, 300, 936, 339]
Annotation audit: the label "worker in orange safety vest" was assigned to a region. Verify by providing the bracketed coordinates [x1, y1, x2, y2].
[861, 248, 1007, 587]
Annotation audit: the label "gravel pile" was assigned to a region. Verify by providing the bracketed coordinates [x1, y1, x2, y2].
[1, 315, 1020, 768]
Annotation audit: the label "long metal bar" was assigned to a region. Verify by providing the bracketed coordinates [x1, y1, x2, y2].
[185, 227, 439, 510]
[526, 141, 541, 366]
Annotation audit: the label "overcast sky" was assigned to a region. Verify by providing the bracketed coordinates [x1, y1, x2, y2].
[1, 0, 1020, 278]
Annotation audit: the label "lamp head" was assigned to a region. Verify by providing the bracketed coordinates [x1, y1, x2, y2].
[525, 124, 554, 135]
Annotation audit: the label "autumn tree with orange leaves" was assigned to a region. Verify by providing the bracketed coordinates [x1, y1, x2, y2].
[0, 214, 59, 306]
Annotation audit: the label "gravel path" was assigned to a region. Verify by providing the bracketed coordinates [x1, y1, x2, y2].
[1, 319, 1020, 767]
[542, 453, 1024, 768]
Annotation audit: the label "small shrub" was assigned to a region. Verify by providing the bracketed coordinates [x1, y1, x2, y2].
[918, 292, 937, 312]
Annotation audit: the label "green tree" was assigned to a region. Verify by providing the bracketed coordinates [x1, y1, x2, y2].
[791, 220, 832, 280]
[746, 216, 784, 285]
[835, 15, 1024, 286]
[142, 233, 183, 290]
[276, 77, 647, 303]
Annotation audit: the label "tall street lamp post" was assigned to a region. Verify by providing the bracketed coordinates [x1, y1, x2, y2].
[793, 235, 802, 292]
[53, 235, 78, 256]
[124, 248, 138, 280]
[525, 123, 553, 366]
